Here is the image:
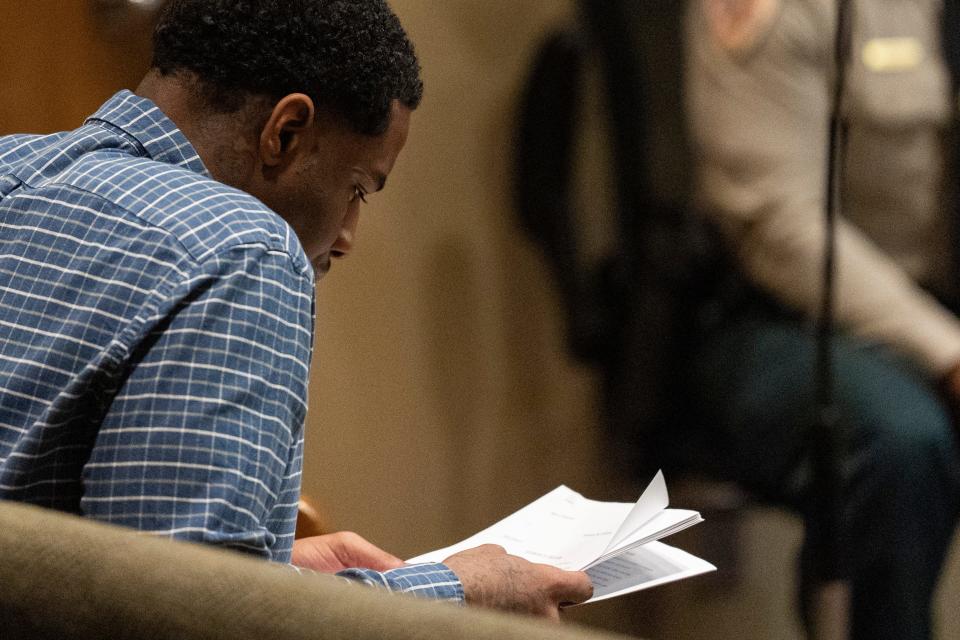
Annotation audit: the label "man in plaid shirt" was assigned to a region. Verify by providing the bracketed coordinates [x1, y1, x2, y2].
[0, 0, 591, 619]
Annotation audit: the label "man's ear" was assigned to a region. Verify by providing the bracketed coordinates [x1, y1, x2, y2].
[259, 93, 316, 168]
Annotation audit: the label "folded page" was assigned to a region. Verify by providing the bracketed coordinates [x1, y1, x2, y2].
[592, 508, 703, 565]
[581, 541, 716, 603]
[407, 485, 633, 570]
[408, 478, 715, 604]
[601, 470, 670, 554]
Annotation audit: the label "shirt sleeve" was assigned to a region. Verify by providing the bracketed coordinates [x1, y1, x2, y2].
[79, 244, 314, 563]
[337, 563, 465, 603]
[686, 0, 960, 376]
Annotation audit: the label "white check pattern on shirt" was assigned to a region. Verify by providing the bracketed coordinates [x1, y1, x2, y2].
[0, 91, 314, 562]
[0, 90, 462, 603]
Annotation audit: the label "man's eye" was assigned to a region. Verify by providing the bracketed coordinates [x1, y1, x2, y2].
[352, 186, 368, 203]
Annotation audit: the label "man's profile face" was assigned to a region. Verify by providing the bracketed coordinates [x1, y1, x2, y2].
[264, 100, 411, 279]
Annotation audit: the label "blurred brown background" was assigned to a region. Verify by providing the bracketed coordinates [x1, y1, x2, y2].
[5, 1, 960, 638]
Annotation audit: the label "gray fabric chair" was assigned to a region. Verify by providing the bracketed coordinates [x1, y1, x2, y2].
[0, 500, 634, 640]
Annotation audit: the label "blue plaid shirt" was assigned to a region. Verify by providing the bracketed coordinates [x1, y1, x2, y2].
[0, 90, 461, 602]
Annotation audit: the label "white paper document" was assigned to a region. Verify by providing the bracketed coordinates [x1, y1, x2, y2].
[408, 471, 716, 603]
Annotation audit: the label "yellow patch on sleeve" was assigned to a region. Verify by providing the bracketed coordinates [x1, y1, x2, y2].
[861, 37, 925, 73]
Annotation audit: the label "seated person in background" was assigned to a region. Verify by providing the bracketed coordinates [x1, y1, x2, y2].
[685, 0, 960, 638]
[0, 0, 591, 619]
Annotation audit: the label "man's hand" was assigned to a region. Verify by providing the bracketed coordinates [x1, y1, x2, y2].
[442, 544, 594, 620]
[292, 531, 405, 573]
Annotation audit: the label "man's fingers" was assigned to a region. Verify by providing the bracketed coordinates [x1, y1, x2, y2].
[332, 531, 405, 571]
[354, 544, 405, 571]
[291, 532, 405, 572]
[555, 569, 594, 604]
[541, 606, 562, 623]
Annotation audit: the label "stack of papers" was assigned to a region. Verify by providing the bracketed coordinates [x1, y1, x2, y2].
[408, 471, 715, 603]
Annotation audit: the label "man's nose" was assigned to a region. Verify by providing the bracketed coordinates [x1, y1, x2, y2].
[331, 206, 360, 258]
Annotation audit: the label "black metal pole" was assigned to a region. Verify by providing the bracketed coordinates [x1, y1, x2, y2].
[808, 2, 853, 638]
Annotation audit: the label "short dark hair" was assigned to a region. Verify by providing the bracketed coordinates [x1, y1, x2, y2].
[151, 0, 423, 135]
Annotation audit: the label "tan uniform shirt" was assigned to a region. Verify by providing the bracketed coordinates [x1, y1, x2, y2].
[686, 0, 960, 376]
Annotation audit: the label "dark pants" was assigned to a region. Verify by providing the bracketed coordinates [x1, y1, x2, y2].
[686, 309, 960, 640]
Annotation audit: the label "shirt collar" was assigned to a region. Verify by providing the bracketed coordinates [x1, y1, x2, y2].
[85, 90, 212, 179]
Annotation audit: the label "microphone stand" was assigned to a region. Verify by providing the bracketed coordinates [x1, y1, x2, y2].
[809, 1, 852, 638]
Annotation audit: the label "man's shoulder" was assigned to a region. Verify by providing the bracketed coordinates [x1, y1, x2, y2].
[0, 133, 64, 168]
[60, 152, 310, 274]
[0, 114, 310, 277]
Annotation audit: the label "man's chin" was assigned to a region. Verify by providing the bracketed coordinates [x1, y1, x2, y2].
[312, 256, 332, 281]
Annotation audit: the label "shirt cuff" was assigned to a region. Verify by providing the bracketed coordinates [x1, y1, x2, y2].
[336, 562, 464, 604]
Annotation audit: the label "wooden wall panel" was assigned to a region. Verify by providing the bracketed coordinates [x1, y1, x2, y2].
[0, 0, 151, 135]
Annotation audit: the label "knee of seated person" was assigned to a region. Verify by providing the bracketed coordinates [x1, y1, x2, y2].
[834, 340, 955, 450]
[857, 397, 957, 472]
